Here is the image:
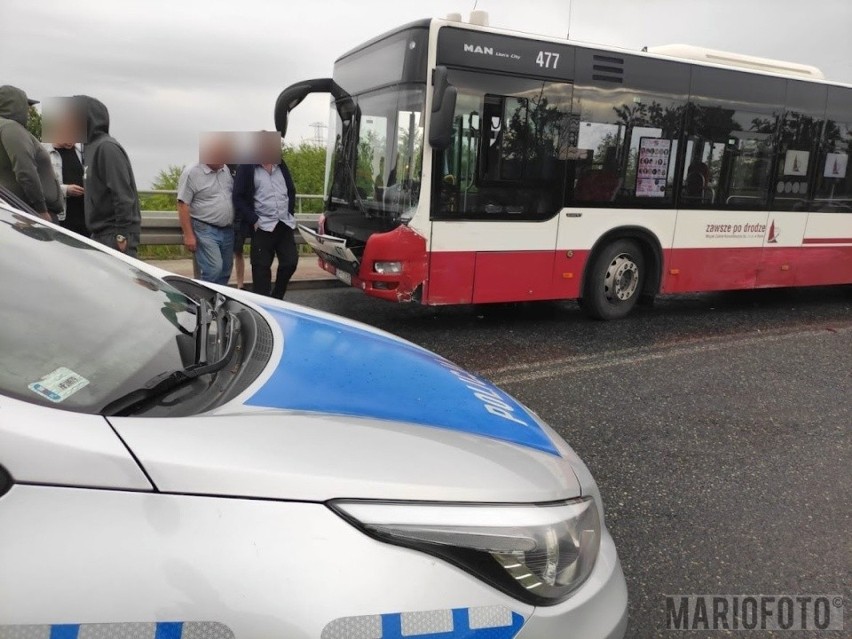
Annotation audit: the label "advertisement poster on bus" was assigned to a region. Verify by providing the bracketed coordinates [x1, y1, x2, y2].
[823, 152, 848, 178]
[636, 137, 671, 198]
[783, 149, 809, 176]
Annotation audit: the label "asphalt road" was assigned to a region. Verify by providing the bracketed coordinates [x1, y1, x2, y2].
[287, 285, 852, 638]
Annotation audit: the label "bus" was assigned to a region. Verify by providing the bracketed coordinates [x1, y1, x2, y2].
[277, 12, 852, 319]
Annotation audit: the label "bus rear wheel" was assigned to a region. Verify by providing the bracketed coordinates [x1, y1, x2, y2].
[583, 239, 645, 320]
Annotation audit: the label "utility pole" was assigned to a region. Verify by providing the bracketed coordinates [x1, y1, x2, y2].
[309, 121, 327, 146]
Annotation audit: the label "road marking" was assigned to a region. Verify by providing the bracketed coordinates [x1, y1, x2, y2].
[482, 323, 852, 386]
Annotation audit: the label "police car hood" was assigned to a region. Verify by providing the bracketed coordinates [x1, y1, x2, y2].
[112, 300, 582, 503]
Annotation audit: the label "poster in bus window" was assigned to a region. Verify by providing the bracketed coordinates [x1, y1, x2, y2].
[635, 137, 671, 198]
[783, 149, 809, 176]
[823, 153, 848, 178]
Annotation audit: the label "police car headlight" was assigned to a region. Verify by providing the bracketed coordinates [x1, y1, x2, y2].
[373, 261, 402, 274]
[331, 498, 600, 606]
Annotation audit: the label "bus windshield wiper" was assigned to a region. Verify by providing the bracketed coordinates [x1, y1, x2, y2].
[101, 297, 238, 416]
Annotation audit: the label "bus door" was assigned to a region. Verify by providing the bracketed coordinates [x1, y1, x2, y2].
[427, 70, 573, 304]
[668, 69, 788, 294]
[669, 131, 772, 293]
[758, 83, 832, 288]
[757, 148, 813, 288]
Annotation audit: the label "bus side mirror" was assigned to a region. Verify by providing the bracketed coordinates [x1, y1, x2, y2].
[274, 78, 351, 141]
[429, 66, 457, 150]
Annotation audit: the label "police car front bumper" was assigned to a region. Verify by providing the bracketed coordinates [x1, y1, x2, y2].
[518, 530, 628, 638]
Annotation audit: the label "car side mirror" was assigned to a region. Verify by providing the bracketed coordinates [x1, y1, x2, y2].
[429, 66, 457, 150]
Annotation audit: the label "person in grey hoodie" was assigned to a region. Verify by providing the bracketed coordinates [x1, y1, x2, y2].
[0, 85, 64, 220]
[76, 95, 141, 257]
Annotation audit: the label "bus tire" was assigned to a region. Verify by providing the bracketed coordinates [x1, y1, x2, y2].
[583, 239, 646, 320]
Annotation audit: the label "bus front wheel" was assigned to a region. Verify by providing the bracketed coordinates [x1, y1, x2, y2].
[582, 239, 645, 320]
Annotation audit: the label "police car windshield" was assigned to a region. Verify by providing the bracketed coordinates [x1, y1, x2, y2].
[0, 207, 199, 412]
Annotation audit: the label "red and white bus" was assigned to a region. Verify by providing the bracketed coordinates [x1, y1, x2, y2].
[277, 12, 852, 319]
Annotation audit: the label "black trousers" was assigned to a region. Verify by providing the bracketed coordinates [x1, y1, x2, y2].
[91, 229, 139, 258]
[251, 222, 298, 298]
[61, 202, 88, 238]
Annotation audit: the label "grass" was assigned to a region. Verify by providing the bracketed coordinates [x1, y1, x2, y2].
[137, 245, 191, 260]
[138, 243, 316, 260]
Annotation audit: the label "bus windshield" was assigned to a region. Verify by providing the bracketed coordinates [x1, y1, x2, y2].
[329, 85, 425, 221]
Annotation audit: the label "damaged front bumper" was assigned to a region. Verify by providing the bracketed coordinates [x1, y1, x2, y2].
[302, 224, 427, 303]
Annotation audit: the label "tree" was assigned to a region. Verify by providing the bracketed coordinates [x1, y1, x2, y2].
[26, 106, 41, 139]
[142, 142, 328, 215]
[397, 116, 424, 181]
[139, 164, 184, 211]
[353, 132, 379, 199]
[283, 141, 326, 212]
[500, 93, 571, 180]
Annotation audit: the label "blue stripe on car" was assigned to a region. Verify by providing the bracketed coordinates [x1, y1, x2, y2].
[154, 623, 183, 639]
[0, 623, 230, 639]
[246, 305, 558, 455]
[380, 609, 523, 638]
[0, 621, 234, 639]
[320, 607, 524, 639]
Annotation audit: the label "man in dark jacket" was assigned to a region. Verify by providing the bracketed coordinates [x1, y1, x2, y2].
[76, 95, 141, 257]
[232, 144, 299, 298]
[0, 85, 64, 221]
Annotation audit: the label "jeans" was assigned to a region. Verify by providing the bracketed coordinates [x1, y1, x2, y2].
[191, 219, 234, 285]
[251, 221, 298, 298]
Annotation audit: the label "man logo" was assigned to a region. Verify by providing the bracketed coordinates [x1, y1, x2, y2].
[464, 44, 494, 56]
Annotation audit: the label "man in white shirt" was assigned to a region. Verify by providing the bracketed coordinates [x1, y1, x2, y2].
[232, 134, 298, 298]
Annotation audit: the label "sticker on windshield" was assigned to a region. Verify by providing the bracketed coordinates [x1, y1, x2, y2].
[28, 366, 90, 403]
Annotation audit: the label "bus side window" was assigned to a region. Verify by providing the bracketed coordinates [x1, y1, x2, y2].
[680, 66, 785, 210]
[771, 81, 827, 212]
[566, 51, 689, 208]
[431, 70, 573, 221]
[814, 86, 852, 212]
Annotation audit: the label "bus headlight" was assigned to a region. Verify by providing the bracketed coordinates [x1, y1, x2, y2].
[373, 261, 403, 274]
[331, 498, 600, 605]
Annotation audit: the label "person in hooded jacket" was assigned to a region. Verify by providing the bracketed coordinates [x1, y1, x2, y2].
[0, 85, 64, 221]
[76, 95, 141, 257]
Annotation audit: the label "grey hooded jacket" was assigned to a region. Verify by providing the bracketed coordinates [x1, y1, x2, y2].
[0, 85, 63, 215]
[77, 95, 141, 236]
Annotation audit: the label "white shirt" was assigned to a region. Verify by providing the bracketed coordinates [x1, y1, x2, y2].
[253, 164, 293, 232]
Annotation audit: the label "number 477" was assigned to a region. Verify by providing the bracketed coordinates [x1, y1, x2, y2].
[536, 51, 560, 69]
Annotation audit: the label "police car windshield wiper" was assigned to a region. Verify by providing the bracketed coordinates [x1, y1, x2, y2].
[193, 294, 230, 365]
[101, 296, 238, 416]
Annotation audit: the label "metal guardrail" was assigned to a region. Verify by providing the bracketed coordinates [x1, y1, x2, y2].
[139, 190, 323, 246]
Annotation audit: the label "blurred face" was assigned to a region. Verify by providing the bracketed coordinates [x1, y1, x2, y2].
[199, 133, 233, 167]
[42, 98, 83, 146]
[258, 131, 282, 164]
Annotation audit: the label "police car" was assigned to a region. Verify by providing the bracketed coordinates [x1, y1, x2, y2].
[0, 202, 628, 639]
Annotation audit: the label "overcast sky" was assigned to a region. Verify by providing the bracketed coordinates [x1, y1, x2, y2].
[2, 0, 850, 186]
